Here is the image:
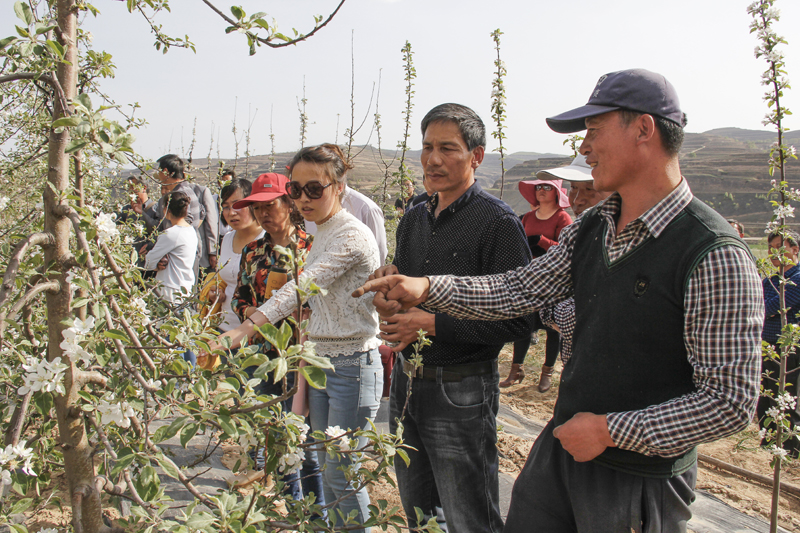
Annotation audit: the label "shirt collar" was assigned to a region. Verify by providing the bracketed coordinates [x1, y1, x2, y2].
[598, 178, 693, 238]
[426, 180, 482, 216]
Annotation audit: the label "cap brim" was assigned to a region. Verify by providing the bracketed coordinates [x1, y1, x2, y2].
[232, 191, 285, 210]
[546, 104, 620, 133]
[537, 167, 594, 183]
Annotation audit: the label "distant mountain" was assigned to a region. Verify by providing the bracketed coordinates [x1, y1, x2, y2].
[126, 128, 797, 237]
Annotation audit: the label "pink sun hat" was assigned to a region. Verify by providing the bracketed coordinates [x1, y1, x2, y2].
[518, 178, 570, 208]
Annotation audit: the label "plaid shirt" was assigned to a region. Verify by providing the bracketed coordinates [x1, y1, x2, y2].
[428, 179, 764, 458]
[539, 299, 576, 364]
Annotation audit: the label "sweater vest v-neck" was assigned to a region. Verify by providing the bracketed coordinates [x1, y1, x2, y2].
[552, 197, 750, 478]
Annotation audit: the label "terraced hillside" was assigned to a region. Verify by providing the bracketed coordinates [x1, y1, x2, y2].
[151, 128, 800, 237]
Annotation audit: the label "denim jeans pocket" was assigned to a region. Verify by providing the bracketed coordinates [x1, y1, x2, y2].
[440, 375, 486, 408]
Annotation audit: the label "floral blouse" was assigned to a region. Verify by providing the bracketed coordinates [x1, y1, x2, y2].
[232, 228, 313, 345]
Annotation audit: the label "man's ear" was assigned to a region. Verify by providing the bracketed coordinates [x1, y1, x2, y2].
[635, 114, 657, 146]
[471, 145, 485, 169]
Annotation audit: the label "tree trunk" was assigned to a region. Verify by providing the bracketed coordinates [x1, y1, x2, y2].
[45, 2, 106, 532]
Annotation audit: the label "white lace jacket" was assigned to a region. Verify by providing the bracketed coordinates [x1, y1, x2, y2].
[257, 209, 381, 359]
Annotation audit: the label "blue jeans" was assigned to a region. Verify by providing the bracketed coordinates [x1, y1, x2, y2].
[309, 348, 383, 533]
[389, 356, 503, 533]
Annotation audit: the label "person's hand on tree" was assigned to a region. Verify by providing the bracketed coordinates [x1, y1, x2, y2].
[157, 256, 169, 271]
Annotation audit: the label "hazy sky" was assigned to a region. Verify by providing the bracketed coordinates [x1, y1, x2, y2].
[8, 0, 800, 161]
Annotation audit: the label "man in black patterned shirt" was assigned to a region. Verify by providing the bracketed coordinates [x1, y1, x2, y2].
[356, 71, 763, 532]
[372, 103, 533, 533]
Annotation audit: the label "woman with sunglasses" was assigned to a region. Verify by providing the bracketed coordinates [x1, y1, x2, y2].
[209, 145, 382, 532]
[500, 179, 572, 390]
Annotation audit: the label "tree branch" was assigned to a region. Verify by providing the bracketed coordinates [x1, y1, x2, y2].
[0, 232, 54, 308]
[0, 280, 61, 337]
[200, 0, 347, 48]
[74, 370, 108, 389]
[4, 391, 32, 447]
[0, 72, 71, 118]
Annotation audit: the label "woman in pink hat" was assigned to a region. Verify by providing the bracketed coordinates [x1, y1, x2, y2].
[500, 179, 572, 390]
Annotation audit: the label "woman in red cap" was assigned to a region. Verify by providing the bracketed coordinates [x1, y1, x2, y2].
[207, 144, 382, 532]
[500, 179, 572, 390]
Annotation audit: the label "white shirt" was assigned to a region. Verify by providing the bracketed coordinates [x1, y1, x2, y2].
[145, 225, 198, 304]
[305, 186, 388, 265]
[257, 209, 381, 358]
[217, 229, 265, 332]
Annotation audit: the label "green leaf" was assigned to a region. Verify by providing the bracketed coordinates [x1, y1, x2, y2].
[252, 358, 279, 380]
[241, 353, 268, 369]
[35, 23, 56, 35]
[45, 39, 64, 59]
[9, 497, 33, 515]
[71, 297, 91, 309]
[64, 139, 88, 154]
[152, 416, 187, 444]
[52, 116, 82, 128]
[180, 422, 200, 448]
[104, 329, 130, 342]
[300, 365, 326, 389]
[0, 36, 18, 50]
[155, 454, 182, 481]
[254, 322, 282, 349]
[186, 513, 216, 529]
[230, 5, 245, 19]
[111, 447, 136, 477]
[14, 1, 33, 26]
[273, 358, 288, 382]
[76, 92, 92, 111]
[32, 391, 53, 416]
[217, 414, 237, 437]
[134, 465, 160, 501]
[300, 354, 334, 369]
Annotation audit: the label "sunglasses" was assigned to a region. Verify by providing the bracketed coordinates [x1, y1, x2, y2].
[287, 180, 334, 200]
[534, 184, 554, 191]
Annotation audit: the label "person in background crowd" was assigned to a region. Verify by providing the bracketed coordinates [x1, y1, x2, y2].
[144, 154, 219, 276]
[217, 168, 237, 242]
[208, 145, 383, 533]
[118, 176, 157, 273]
[205, 178, 264, 333]
[394, 179, 416, 215]
[356, 69, 764, 533]
[371, 103, 533, 533]
[501, 178, 571, 390]
[411, 174, 433, 207]
[224, 173, 322, 502]
[538, 156, 611, 366]
[304, 184, 388, 266]
[727, 218, 745, 238]
[144, 190, 199, 364]
[758, 230, 800, 458]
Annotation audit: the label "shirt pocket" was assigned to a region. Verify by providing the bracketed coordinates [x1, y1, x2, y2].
[445, 248, 475, 276]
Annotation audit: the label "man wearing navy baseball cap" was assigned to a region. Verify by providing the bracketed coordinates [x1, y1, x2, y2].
[354, 69, 764, 532]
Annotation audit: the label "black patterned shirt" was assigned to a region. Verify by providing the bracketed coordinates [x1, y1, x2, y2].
[394, 181, 534, 366]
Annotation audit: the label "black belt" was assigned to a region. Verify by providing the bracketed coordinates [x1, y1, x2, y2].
[402, 357, 497, 382]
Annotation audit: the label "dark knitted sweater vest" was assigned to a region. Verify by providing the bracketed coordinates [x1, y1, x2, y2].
[552, 197, 749, 478]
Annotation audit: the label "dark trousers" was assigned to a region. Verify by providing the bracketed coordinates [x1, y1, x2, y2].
[390, 356, 503, 533]
[505, 422, 696, 533]
[513, 314, 559, 366]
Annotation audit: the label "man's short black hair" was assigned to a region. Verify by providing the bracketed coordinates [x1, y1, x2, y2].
[768, 230, 800, 248]
[221, 168, 236, 179]
[421, 103, 486, 151]
[157, 154, 185, 181]
[618, 109, 687, 156]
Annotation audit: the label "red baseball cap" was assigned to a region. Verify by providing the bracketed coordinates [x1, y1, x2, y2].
[232, 173, 289, 209]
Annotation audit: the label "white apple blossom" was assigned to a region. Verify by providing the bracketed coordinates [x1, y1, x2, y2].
[18, 357, 67, 395]
[278, 449, 305, 474]
[0, 197, 9, 210]
[96, 396, 136, 428]
[770, 445, 789, 458]
[0, 469, 11, 485]
[95, 212, 119, 244]
[71, 316, 95, 336]
[774, 204, 795, 219]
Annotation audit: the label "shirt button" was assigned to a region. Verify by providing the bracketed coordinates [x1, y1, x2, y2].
[425, 260, 429, 263]
[431, 232, 435, 235]
[453, 252, 457, 257]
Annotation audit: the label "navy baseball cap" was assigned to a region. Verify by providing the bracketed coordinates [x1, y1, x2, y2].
[546, 69, 686, 134]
